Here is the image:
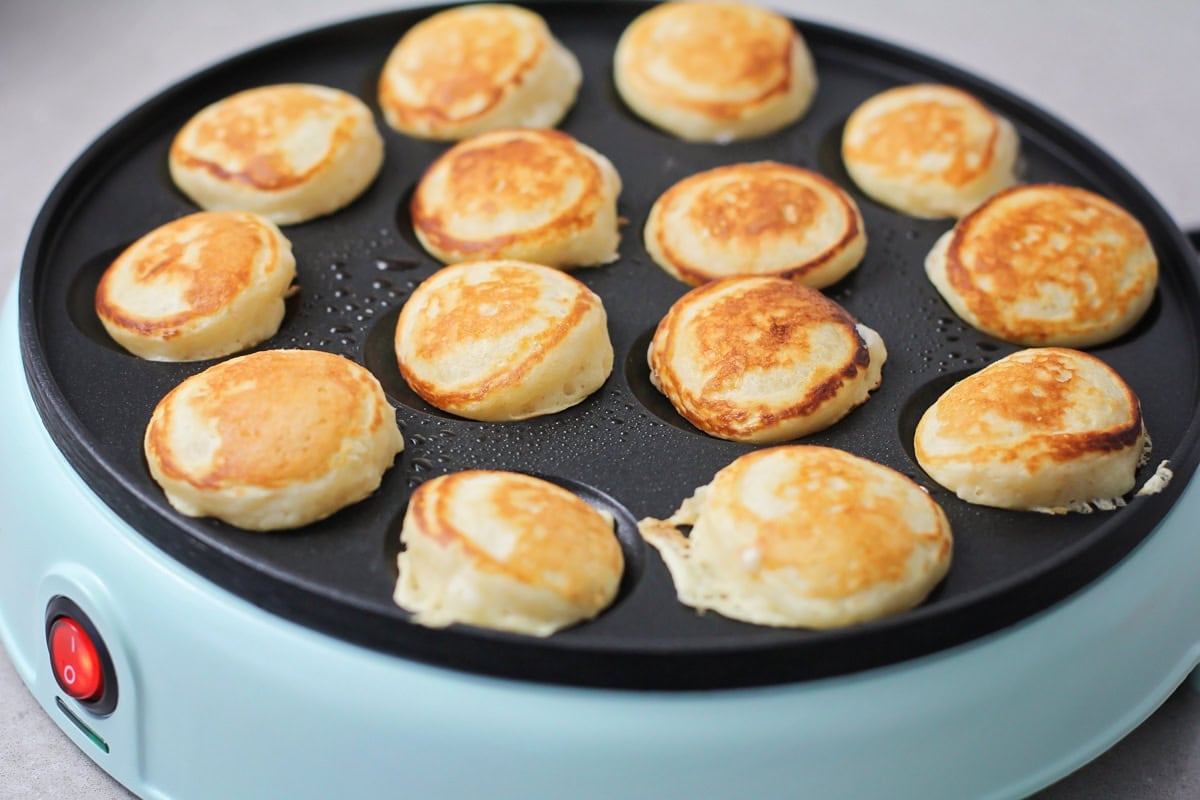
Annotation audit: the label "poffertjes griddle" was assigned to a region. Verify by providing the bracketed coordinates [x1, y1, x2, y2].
[19, 1, 1200, 690]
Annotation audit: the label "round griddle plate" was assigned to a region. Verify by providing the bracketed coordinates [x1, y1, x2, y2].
[19, 2, 1200, 690]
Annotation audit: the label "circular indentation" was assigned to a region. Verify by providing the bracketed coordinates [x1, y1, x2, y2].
[549, 473, 646, 608]
[814, 117, 860, 196]
[381, 503, 406, 582]
[67, 245, 133, 354]
[379, 471, 645, 625]
[605, 75, 683, 143]
[820, 260, 864, 305]
[927, 292, 1163, 353]
[623, 325, 712, 438]
[393, 182, 426, 255]
[1102, 290, 1163, 348]
[362, 305, 459, 420]
[899, 217, 955, 247]
[896, 369, 974, 481]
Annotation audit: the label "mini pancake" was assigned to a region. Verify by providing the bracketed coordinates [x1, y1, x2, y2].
[638, 446, 953, 629]
[613, 1, 817, 143]
[395, 260, 613, 421]
[394, 470, 623, 637]
[95, 211, 295, 361]
[169, 83, 384, 225]
[842, 83, 1019, 218]
[378, 4, 582, 140]
[925, 184, 1158, 346]
[645, 161, 866, 287]
[648, 277, 886, 443]
[145, 349, 404, 531]
[411, 128, 622, 268]
[914, 347, 1147, 513]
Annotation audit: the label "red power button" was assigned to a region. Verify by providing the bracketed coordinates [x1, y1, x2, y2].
[49, 617, 105, 702]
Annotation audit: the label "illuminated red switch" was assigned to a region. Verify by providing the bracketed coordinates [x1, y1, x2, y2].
[48, 617, 105, 702]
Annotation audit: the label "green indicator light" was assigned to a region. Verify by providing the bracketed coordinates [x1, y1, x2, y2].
[55, 697, 110, 754]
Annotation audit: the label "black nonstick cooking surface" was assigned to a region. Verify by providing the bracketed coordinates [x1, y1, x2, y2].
[19, 2, 1200, 690]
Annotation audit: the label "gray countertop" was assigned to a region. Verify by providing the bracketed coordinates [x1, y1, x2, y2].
[1, 2, 1198, 798]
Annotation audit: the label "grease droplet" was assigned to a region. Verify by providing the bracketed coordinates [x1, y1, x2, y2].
[376, 257, 420, 272]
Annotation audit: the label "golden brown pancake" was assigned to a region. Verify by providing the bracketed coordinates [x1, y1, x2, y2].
[378, 4, 581, 140]
[95, 211, 295, 361]
[914, 347, 1147, 513]
[644, 161, 866, 287]
[925, 184, 1158, 346]
[842, 83, 1019, 218]
[648, 277, 886, 443]
[169, 83, 384, 225]
[394, 470, 624, 636]
[613, 1, 817, 142]
[144, 349, 404, 530]
[395, 260, 613, 421]
[638, 446, 953, 628]
[411, 128, 621, 268]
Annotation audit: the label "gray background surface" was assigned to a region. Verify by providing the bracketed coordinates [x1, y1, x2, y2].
[1, 1, 1198, 798]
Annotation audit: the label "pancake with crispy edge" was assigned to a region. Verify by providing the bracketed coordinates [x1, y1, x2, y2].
[914, 347, 1148, 513]
[648, 276, 886, 443]
[638, 445, 953, 628]
[925, 183, 1158, 346]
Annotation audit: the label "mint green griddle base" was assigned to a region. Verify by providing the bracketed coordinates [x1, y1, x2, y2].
[1, 286, 1196, 799]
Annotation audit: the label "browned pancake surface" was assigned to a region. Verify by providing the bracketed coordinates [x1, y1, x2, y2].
[918, 348, 1143, 468]
[410, 471, 621, 597]
[171, 85, 361, 191]
[844, 86, 1000, 186]
[96, 212, 278, 338]
[619, 2, 795, 116]
[412, 129, 609, 261]
[147, 350, 386, 490]
[650, 278, 876, 441]
[394, 259, 612, 421]
[379, 6, 545, 129]
[943, 184, 1157, 344]
[648, 162, 863, 286]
